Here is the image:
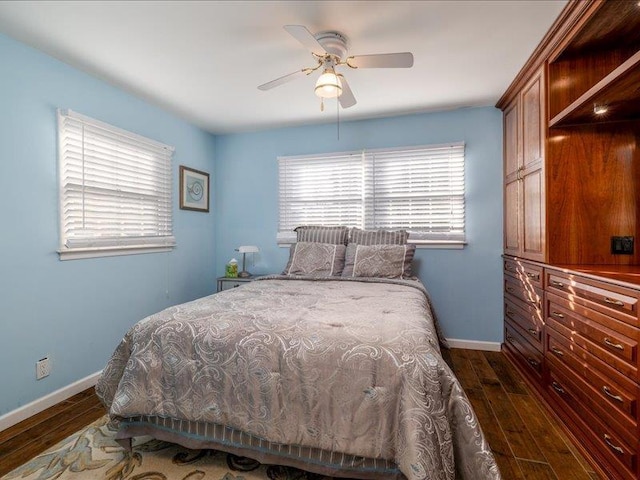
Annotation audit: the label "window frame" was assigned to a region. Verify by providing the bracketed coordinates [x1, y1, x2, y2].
[277, 142, 466, 249]
[57, 109, 176, 260]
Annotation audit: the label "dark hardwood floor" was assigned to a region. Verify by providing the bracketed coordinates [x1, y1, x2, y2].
[0, 349, 598, 479]
[0, 388, 106, 476]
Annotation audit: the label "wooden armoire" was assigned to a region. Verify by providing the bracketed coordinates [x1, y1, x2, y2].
[498, 1, 640, 478]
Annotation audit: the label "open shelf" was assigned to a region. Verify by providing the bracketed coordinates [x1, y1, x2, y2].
[549, 48, 640, 127]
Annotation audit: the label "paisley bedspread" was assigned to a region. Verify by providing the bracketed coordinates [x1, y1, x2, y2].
[96, 276, 500, 480]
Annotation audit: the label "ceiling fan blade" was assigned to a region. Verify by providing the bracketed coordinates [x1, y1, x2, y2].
[258, 69, 308, 91]
[337, 75, 357, 109]
[347, 52, 414, 68]
[284, 25, 327, 56]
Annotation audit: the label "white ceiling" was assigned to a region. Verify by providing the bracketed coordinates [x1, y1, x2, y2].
[0, 0, 566, 134]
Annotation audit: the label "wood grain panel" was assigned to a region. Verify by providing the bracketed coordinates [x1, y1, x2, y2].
[505, 98, 521, 179]
[505, 179, 520, 254]
[522, 168, 545, 260]
[522, 72, 544, 168]
[546, 123, 640, 265]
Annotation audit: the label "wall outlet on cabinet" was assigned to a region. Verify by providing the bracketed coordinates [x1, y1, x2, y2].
[611, 236, 634, 255]
[36, 357, 50, 380]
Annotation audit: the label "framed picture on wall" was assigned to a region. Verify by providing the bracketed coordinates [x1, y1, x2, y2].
[179, 166, 210, 212]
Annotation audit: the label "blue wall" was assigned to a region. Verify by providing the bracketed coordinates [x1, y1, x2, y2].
[0, 33, 216, 416]
[0, 30, 503, 420]
[215, 107, 503, 343]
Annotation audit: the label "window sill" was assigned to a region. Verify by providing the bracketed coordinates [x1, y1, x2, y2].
[58, 245, 174, 261]
[413, 241, 466, 249]
[277, 241, 466, 250]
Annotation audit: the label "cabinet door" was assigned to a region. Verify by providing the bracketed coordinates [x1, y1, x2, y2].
[504, 97, 521, 254]
[522, 69, 545, 170]
[504, 98, 521, 182]
[504, 179, 520, 255]
[520, 67, 546, 262]
[522, 168, 545, 261]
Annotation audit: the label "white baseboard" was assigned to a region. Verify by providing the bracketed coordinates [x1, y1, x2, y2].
[446, 338, 502, 352]
[0, 370, 102, 432]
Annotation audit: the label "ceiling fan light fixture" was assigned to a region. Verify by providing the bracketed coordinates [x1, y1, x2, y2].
[315, 68, 342, 98]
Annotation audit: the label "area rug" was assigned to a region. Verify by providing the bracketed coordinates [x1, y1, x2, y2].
[1, 416, 342, 480]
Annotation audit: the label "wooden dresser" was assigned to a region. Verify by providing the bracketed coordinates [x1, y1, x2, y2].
[504, 259, 640, 479]
[503, 257, 544, 383]
[498, 1, 640, 478]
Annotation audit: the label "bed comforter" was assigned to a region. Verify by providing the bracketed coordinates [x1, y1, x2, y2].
[96, 276, 500, 480]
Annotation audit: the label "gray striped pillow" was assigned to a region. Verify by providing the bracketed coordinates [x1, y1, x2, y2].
[294, 225, 349, 245]
[349, 228, 409, 245]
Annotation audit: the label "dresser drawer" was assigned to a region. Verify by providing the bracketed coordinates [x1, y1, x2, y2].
[504, 257, 543, 289]
[505, 275, 542, 310]
[546, 270, 639, 327]
[547, 293, 638, 376]
[546, 327, 638, 424]
[505, 320, 543, 380]
[547, 364, 638, 478]
[505, 296, 543, 351]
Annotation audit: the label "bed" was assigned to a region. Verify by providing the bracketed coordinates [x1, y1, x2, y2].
[97, 223, 499, 479]
[96, 275, 500, 480]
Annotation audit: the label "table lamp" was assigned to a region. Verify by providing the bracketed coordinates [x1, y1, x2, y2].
[236, 245, 259, 278]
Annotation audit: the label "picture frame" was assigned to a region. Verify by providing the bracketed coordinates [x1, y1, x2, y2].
[179, 165, 210, 212]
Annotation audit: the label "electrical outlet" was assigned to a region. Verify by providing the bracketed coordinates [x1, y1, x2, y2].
[36, 357, 50, 380]
[611, 236, 634, 255]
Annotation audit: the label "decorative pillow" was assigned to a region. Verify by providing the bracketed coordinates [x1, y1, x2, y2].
[342, 243, 416, 279]
[349, 227, 409, 245]
[295, 225, 349, 245]
[283, 242, 346, 277]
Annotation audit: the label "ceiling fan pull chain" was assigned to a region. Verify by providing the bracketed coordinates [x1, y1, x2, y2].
[337, 97, 340, 140]
[320, 98, 324, 112]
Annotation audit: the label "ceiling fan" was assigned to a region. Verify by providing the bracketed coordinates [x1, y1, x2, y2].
[258, 25, 414, 110]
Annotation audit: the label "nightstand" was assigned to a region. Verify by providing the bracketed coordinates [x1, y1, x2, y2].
[216, 276, 255, 292]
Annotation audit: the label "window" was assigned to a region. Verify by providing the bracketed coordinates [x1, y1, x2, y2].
[278, 143, 465, 246]
[58, 109, 175, 260]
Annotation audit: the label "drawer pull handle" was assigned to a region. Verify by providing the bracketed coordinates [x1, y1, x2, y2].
[603, 338, 624, 351]
[526, 272, 540, 280]
[604, 297, 624, 307]
[603, 434, 624, 455]
[602, 386, 624, 403]
[552, 311, 565, 319]
[506, 286, 515, 293]
[527, 328, 538, 337]
[550, 280, 565, 288]
[506, 334, 515, 343]
[551, 382, 565, 394]
[550, 347, 564, 357]
[506, 310, 515, 317]
[527, 358, 539, 368]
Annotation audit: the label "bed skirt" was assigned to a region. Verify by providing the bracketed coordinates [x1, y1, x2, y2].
[115, 415, 404, 480]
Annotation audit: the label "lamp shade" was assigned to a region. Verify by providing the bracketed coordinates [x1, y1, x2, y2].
[315, 69, 343, 98]
[237, 245, 259, 253]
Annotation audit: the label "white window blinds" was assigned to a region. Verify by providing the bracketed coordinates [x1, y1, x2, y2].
[278, 143, 465, 245]
[58, 109, 175, 259]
